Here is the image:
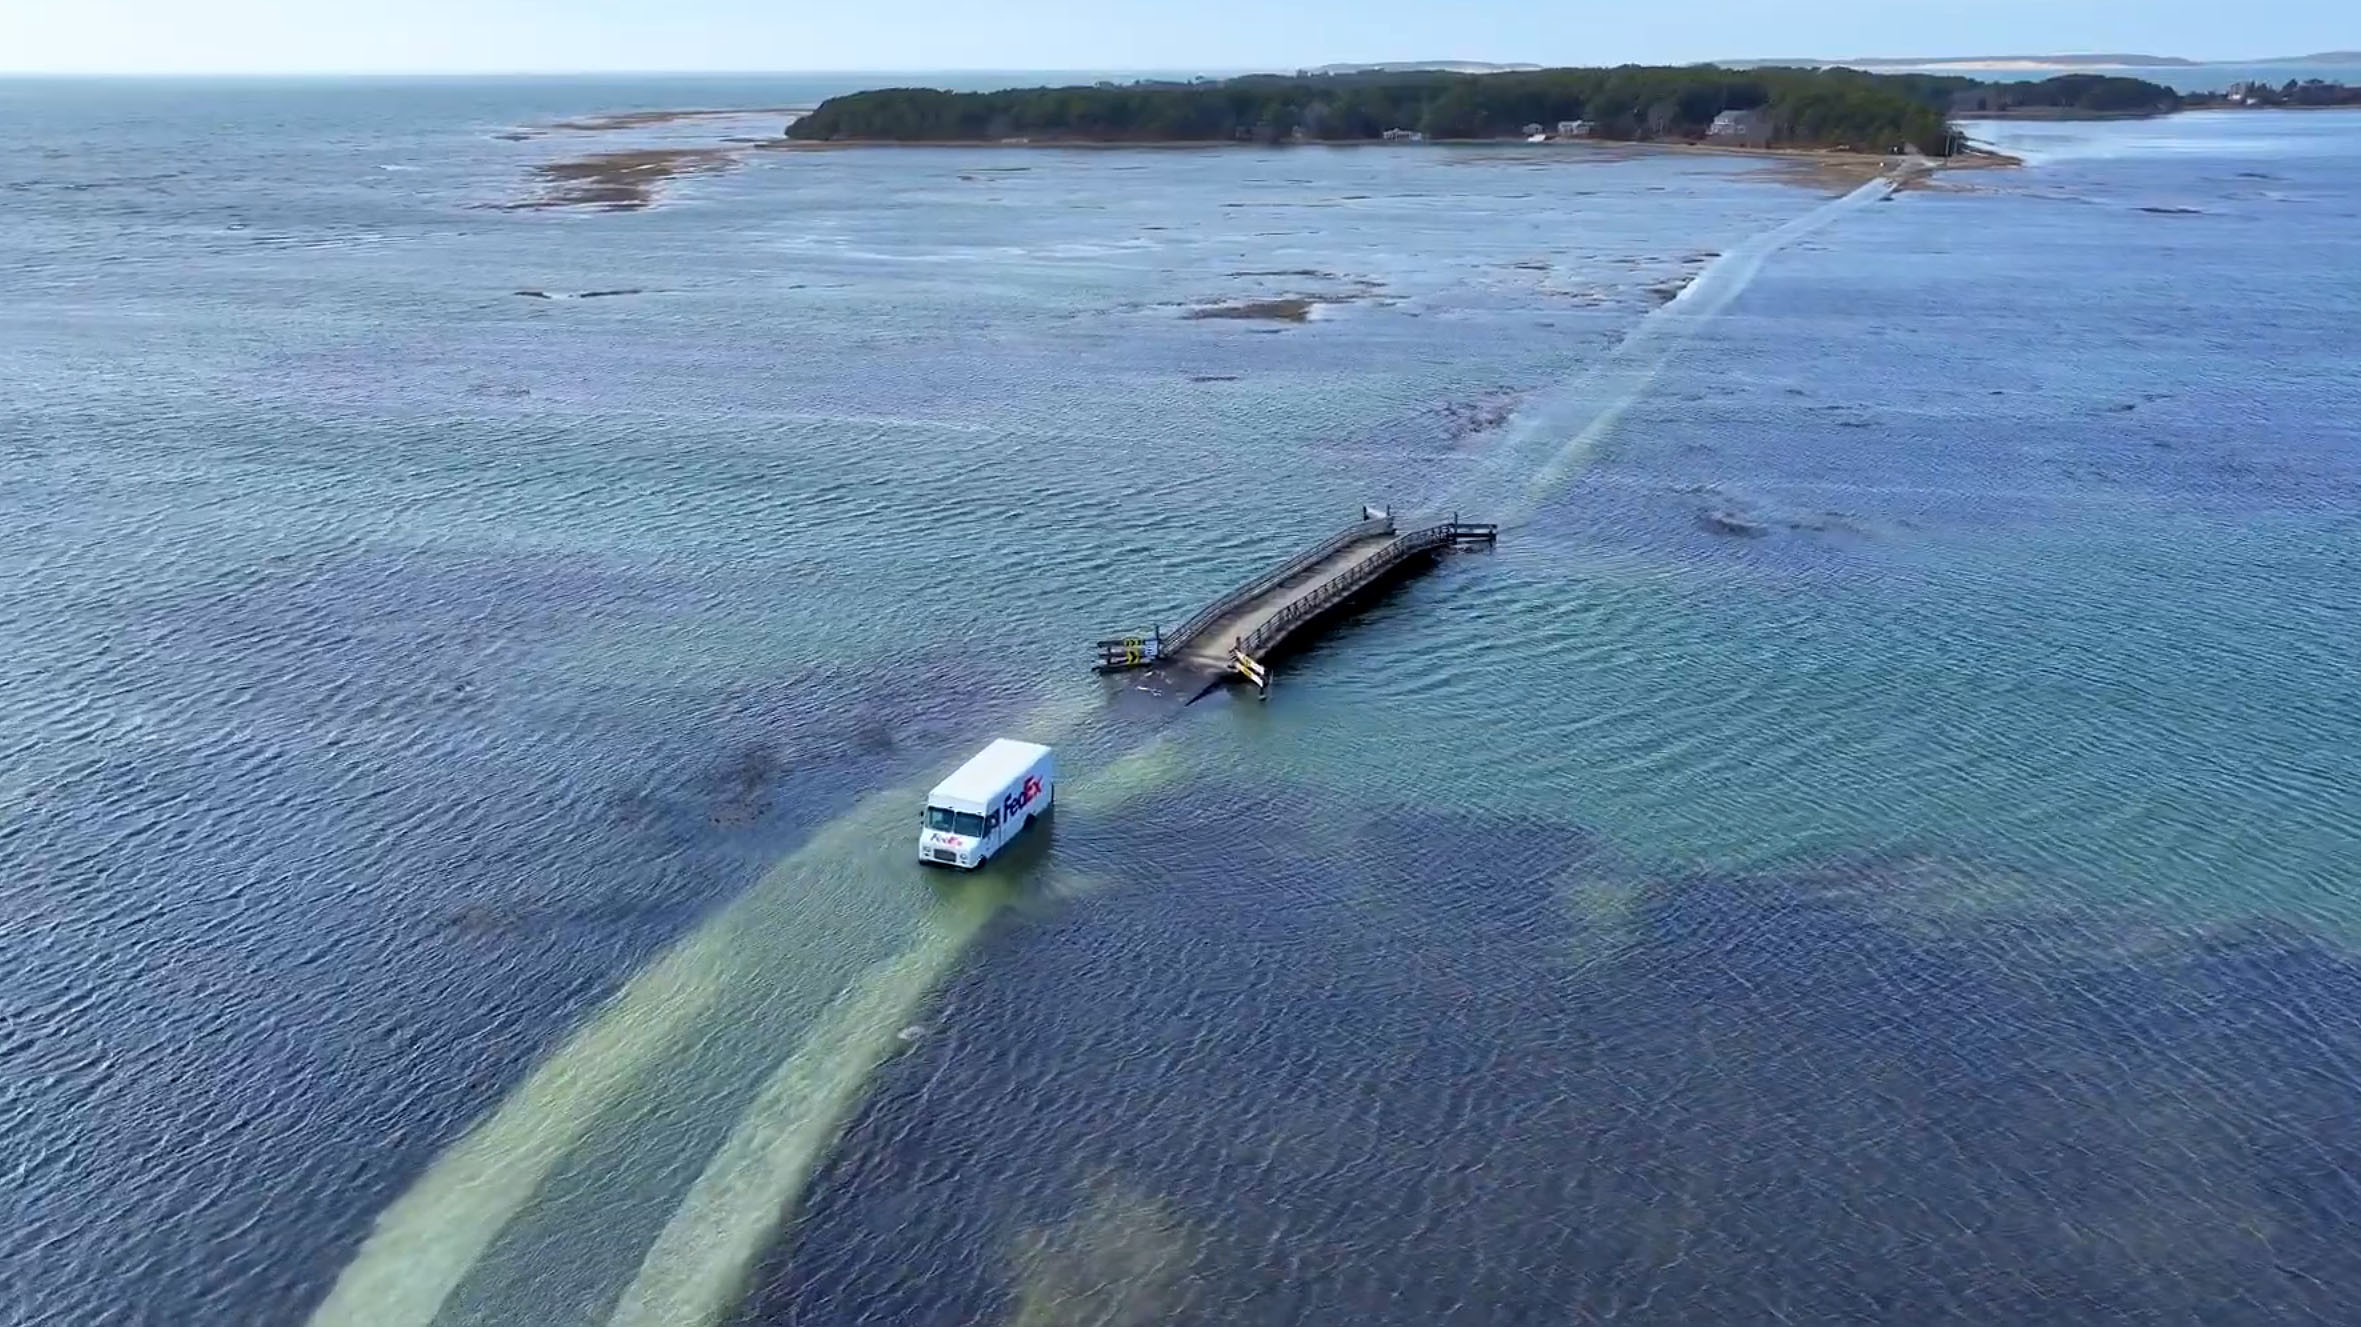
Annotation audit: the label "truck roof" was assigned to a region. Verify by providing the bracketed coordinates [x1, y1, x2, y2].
[928, 739, 1052, 807]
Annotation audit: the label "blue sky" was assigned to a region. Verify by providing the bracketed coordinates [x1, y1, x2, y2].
[1, 0, 2350, 74]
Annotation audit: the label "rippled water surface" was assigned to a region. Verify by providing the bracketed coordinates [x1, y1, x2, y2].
[4, 79, 2359, 1327]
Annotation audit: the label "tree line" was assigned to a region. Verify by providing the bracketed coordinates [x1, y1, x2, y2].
[786, 66, 1986, 153]
[2187, 78, 2361, 108]
[1939, 74, 2185, 115]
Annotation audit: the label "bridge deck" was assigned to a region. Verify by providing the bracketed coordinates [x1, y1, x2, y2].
[1172, 533, 1398, 669]
[1093, 506, 1496, 694]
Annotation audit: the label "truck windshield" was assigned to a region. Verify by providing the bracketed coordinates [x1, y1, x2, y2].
[926, 807, 956, 832]
[953, 812, 987, 837]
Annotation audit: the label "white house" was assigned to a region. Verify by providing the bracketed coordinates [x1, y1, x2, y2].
[1706, 108, 1772, 147]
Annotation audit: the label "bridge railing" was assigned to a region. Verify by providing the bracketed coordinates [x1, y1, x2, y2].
[1234, 519, 1495, 660]
[1166, 513, 1393, 654]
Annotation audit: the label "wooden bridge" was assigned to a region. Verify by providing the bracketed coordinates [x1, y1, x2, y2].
[1095, 506, 1497, 697]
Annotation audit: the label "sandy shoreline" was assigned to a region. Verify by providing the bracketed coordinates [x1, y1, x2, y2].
[762, 134, 2022, 193]
[762, 134, 2018, 173]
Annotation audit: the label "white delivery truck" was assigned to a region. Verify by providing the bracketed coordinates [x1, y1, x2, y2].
[919, 739, 1054, 870]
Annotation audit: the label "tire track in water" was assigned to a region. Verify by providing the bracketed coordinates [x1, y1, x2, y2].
[311, 171, 1900, 1327]
[601, 735, 1190, 1327]
[304, 699, 1179, 1327]
[1434, 173, 1900, 527]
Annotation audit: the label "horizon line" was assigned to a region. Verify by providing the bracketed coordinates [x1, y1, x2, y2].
[2, 52, 2353, 80]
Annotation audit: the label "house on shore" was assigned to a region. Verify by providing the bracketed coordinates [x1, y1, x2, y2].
[1380, 127, 1426, 143]
[1706, 108, 1772, 147]
[1556, 119, 1594, 138]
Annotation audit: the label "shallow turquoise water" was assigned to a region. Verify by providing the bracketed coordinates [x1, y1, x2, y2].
[3, 81, 2357, 1325]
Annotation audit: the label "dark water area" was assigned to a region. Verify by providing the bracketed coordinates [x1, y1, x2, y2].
[764, 789, 2361, 1326]
[4, 77, 2359, 1327]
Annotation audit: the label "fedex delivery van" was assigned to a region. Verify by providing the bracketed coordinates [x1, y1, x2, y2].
[920, 739, 1054, 870]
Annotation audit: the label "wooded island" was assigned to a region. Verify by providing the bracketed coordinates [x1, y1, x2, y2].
[784, 67, 2209, 154]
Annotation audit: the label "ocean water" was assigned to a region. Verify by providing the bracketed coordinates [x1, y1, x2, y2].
[3, 80, 2358, 1327]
